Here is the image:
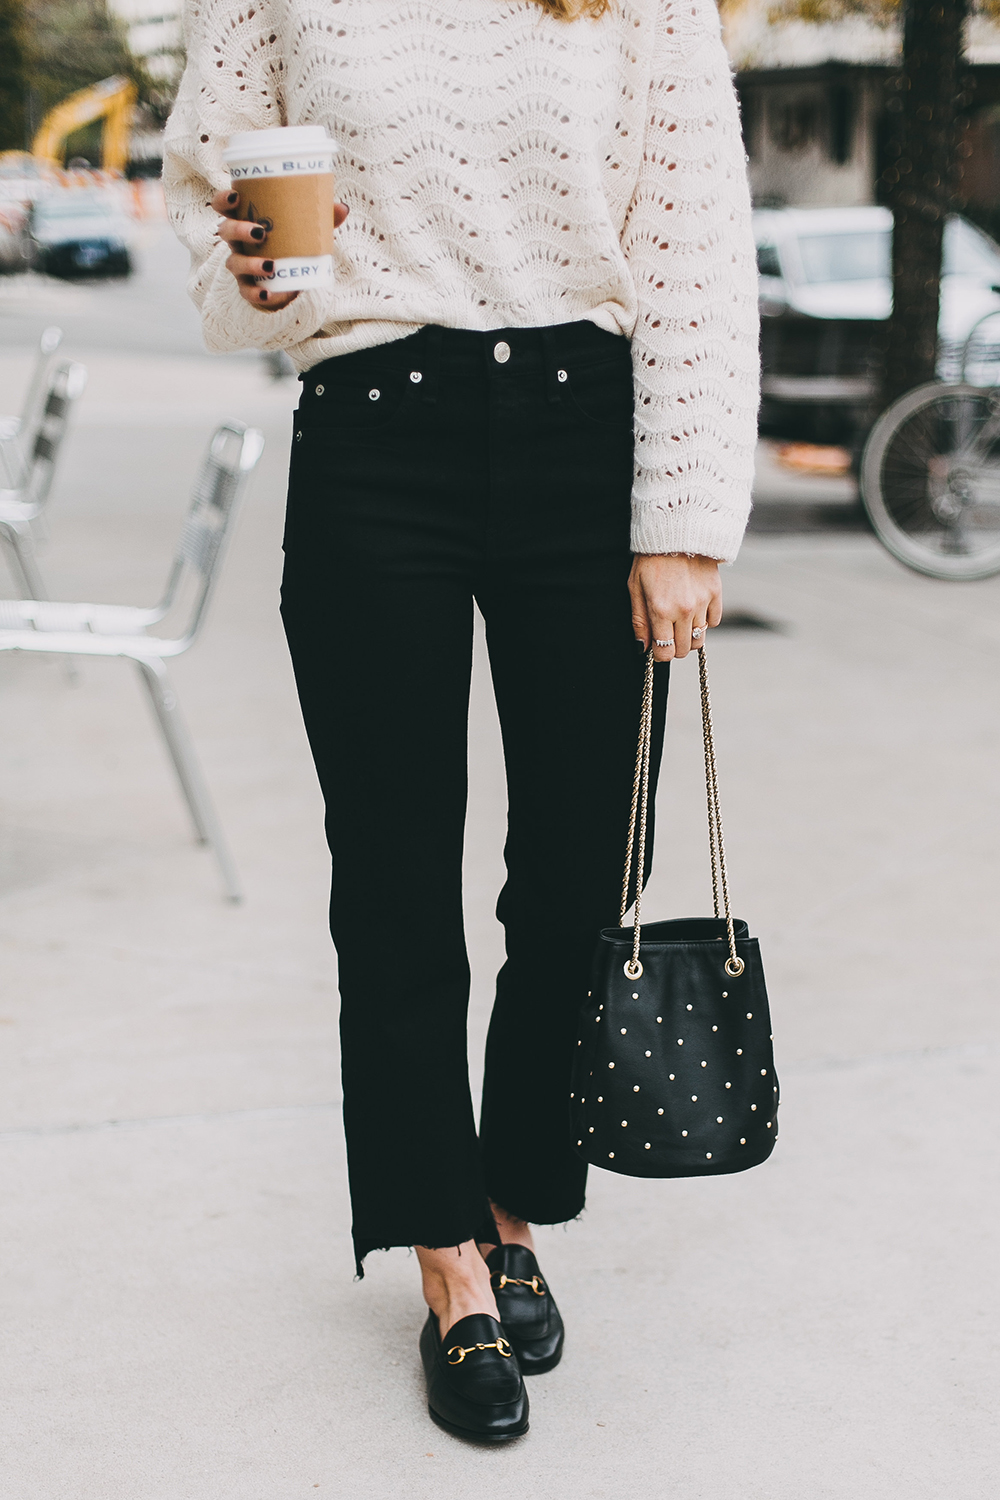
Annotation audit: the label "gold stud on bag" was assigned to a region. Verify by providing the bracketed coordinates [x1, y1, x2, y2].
[571, 647, 778, 1180]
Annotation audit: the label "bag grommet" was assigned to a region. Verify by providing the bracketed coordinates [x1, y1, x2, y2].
[624, 959, 643, 979]
[725, 956, 745, 977]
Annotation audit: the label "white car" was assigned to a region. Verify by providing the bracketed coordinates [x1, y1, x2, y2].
[754, 205, 1000, 439]
[30, 190, 135, 279]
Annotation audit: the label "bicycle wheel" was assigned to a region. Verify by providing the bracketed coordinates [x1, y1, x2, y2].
[861, 382, 1000, 580]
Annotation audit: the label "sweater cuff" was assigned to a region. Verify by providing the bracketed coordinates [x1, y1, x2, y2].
[192, 242, 333, 355]
[630, 491, 751, 564]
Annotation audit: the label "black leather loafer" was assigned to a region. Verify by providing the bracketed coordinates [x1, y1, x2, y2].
[419, 1311, 529, 1443]
[487, 1245, 564, 1375]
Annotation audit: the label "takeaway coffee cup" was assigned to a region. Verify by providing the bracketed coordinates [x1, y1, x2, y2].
[222, 125, 338, 288]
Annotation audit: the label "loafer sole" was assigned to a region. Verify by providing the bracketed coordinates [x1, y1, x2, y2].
[428, 1405, 529, 1444]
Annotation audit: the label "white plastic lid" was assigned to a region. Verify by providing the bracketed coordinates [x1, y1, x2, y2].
[223, 126, 337, 163]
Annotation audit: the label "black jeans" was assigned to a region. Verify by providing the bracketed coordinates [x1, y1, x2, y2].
[280, 322, 668, 1274]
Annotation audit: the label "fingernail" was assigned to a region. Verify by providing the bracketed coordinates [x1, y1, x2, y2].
[226, 191, 238, 204]
[635, 639, 646, 653]
[258, 290, 268, 301]
[250, 225, 265, 241]
[262, 260, 274, 273]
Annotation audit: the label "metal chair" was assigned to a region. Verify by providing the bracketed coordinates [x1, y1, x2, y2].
[0, 326, 64, 490]
[0, 355, 87, 600]
[0, 421, 265, 901]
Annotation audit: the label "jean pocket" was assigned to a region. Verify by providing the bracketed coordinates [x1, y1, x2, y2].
[297, 368, 416, 435]
[562, 357, 635, 430]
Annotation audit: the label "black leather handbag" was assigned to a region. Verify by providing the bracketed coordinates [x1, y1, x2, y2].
[571, 647, 778, 1179]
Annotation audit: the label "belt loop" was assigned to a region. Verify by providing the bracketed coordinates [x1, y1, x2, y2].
[422, 324, 442, 403]
[540, 327, 562, 404]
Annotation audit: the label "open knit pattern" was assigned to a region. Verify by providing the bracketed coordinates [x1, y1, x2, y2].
[164, 0, 759, 560]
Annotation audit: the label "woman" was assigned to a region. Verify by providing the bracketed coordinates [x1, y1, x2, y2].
[165, 0, 758, 1442]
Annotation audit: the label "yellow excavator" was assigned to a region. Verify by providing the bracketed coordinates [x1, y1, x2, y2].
[32, 75, 137, 174]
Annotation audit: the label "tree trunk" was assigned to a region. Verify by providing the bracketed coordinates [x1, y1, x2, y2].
[0, 0, 28, 152]
[879, 0, 970, 409]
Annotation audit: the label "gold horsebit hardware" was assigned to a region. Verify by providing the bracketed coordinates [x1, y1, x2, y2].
[492, 1273, 546, 1295]
[446, 1337, 513, 1365]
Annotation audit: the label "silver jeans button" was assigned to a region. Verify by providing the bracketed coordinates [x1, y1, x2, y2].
[409, 370, 423, 383]
[368, 388, 380, 401]
[493, 340, 511, 364]
[315, 383, 325, 395]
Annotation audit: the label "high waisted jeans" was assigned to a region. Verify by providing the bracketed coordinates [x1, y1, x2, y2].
[279, 322, 668, 1274]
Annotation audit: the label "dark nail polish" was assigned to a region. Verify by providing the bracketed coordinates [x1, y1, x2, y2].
[258, 290, 267, 301]
[250, 225, 265, 240]
[635, 639, 646, 654]
[226, 191, 238, 204]
[262, 260, 274, 273]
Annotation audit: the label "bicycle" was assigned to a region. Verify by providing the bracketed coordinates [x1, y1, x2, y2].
[859, 309, 1000, 580]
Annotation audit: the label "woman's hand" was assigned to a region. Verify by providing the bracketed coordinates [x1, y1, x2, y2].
[629, 553, 723, 661]
[210, 188, 350, 311]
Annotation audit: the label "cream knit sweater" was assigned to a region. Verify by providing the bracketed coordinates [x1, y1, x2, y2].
[164, 0, 759, 560]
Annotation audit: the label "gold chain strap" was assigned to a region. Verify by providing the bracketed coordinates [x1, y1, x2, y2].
[619, 646, 744, 980]
[619, 647, 655, 977]
[697, 648, 745, 978]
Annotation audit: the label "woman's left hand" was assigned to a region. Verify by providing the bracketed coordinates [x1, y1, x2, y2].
[210, 189, 350, 310]
[629, 553, 723, 662]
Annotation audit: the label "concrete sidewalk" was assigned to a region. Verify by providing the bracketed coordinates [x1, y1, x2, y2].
[1, 348, 999, 1499]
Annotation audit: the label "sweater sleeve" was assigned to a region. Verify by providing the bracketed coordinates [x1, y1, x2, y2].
[623, 0, 760, 562]
[162, 0, 332, 355]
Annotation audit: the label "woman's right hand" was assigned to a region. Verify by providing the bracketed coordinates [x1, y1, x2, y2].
[211, 188, 349, 311]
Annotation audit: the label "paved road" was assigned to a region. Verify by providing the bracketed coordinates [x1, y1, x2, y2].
[0, 217, 218, 358]
[1, 235, 998, 1499]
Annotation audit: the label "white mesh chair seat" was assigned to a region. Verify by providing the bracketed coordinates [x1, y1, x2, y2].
[0, 628, 184, 659]
[0, 493, 38, 524]
[0, 599, 166, 639]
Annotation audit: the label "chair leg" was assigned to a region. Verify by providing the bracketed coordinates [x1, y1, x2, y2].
[0, 520, 48, 600]
[133, 656, 244, 902]
[0, 521, 78, 684]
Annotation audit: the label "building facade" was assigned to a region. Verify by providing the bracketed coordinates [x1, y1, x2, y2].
[107, 0, 183, 86]
[724, 1, 1000, 235]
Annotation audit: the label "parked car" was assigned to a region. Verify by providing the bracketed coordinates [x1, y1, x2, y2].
[30, 190, 133, 279]
[754, 205, 1000, 442]
[0, 201, 33, 273]
[0, 150, 53, 211]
